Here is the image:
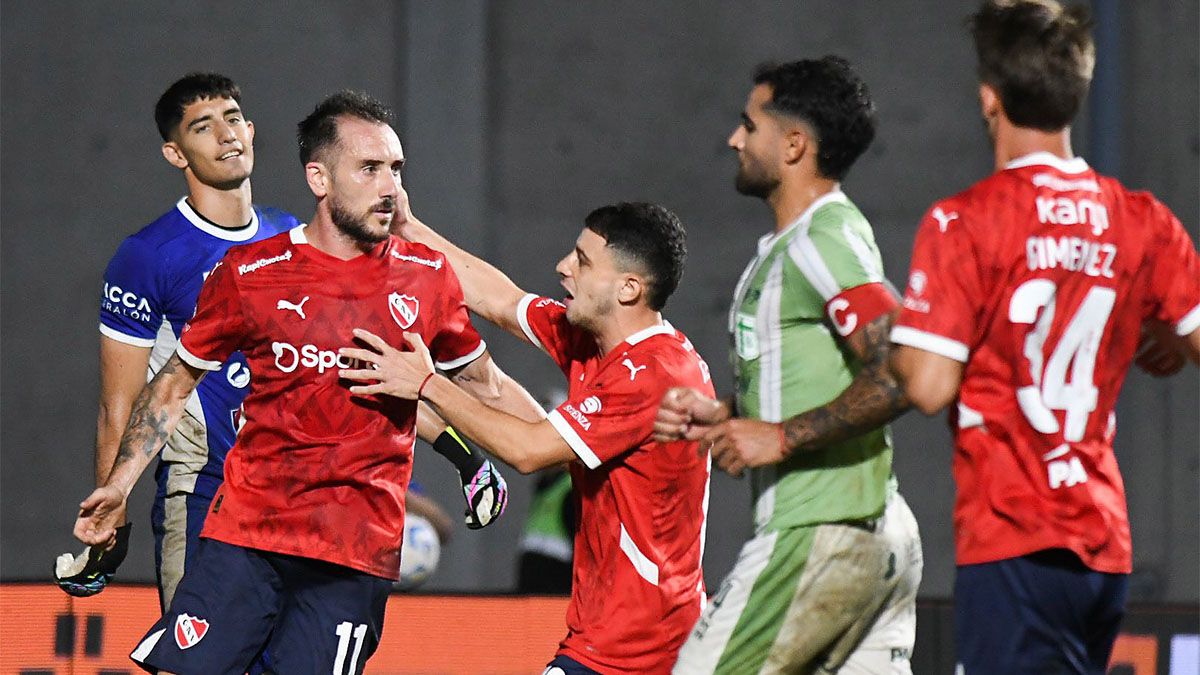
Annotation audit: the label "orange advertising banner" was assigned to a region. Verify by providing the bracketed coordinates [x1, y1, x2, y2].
[0, 584, 570, 674]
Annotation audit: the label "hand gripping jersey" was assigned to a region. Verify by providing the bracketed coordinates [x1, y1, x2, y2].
[729, 190, 899, 533]
[892, 153, 1200, 573]
[99, 197, 300, 498]
[516, 294, 714, 674]
[178, 226, 485, 579]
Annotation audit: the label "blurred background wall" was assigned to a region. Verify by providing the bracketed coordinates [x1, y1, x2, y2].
[2, 0, 1196, 601]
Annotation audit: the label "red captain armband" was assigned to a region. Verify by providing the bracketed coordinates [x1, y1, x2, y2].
[824, 282, 899, 338]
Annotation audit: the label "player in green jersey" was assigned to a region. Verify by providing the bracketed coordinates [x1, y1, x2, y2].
[656, 57, 923, 674]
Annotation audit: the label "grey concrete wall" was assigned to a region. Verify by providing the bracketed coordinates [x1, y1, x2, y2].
[2, 1, 1196, 601]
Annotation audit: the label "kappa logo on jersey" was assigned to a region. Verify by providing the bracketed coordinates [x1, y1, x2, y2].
[101, 283, 154, 322]
[826, 298, 858, 336]
[276, 295, 310, 319]
[272, 341, 366, 374]
[226, 361, 251, 388]
[621, 358, 647, 381]
[932, 207, 959, 233]
[391, 250, 444, 270]
[389, 293, 419, 329]
[238, 249, 292, 275]
[174, 613, 209, 649]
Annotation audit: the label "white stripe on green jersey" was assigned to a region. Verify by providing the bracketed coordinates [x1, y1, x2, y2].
[730, 189, 895, 532]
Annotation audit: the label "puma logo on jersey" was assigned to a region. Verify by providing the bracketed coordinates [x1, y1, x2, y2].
[932, 207, 959, 232]
[276, 296, 310, 319]
[621, 358, 647, 381]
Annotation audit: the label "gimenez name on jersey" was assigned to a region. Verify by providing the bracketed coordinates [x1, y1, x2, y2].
[101, 283, 153, 323]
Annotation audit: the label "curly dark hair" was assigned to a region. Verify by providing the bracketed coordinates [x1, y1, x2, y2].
[154, 72, 241, 141]
[752, 57, 876, 181]
[297, 90, 393, 165]
[970, 0, 1094, 131]
[584, 202, 687, 311]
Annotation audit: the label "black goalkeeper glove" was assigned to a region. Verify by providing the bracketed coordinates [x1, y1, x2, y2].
[432, 428, 509, 529]
[54, 523, 131, 597]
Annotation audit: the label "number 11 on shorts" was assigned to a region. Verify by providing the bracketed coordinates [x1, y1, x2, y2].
[333, 621, 367, 675]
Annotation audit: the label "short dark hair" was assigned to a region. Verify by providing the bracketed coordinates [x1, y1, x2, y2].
[753, 57, 876, 181]
[584, 202, 687, 311]
[970, 0, 1095, 130]
[154, 72, 241, 141]
[297, 90, 393, 165]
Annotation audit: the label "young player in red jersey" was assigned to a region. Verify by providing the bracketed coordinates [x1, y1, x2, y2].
[889, 2, 1200, 673]
[71, 91, 543, 675]
[348, 202, 714, 674]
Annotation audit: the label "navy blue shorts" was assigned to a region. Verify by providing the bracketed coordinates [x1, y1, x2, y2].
[954, 548, 1128, 675]
[543, 654, 600, 674]
[130, 537, 392, 675]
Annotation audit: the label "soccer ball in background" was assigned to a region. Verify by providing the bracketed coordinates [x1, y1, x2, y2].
[395, 514, 441, 590]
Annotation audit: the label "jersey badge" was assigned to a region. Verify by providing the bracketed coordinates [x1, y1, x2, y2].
[389, 292, 420, 329]
[174, 613, 210, 649]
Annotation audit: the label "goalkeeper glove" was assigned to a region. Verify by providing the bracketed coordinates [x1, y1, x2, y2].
[54, 522, 131, 597]
[432, 427, 509, 529]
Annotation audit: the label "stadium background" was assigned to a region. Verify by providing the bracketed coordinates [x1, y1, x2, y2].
[1, 1, 1196, 672]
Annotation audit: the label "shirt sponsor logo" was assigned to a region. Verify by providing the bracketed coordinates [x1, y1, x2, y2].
[174, 613, 209, 650]
[391, 250, 443, 270]
[536, 298, 565, 309]
[226, 362, 251, 388]
[1031, 172, 1100, 194]
[562, 400, 597, 431]
[272, 341, 366, 374]
[101, 283, 154, 322]
[389, 292, 420, 329]
[1035, 196, 1109, 236]
[580, 395, 602, 414]
[902, 270, 930, 314]
[238, 250, 292, 275]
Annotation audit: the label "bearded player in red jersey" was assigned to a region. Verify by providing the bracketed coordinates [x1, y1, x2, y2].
[347, 201, 714, 674]
[889, 2, 1200, 673]
[71, 90, 544, 675]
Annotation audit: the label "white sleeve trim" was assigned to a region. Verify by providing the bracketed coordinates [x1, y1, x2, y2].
[176, 344, 224, 371]
[547, 409, 601, 469]
[890, 326, 970, 362]
[619, 523, 659, 586]
[516, 293, 547, 353]
[435, 340, 487, 371]
[1174, 303, 1200, 336]
[98, 323, 156, 348]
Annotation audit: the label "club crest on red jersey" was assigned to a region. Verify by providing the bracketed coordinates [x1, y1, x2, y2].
[389, 293, 420, 329]
[174, 613, 209, 649]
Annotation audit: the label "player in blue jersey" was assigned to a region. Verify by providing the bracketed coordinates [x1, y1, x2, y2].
[59, 74, 519, 615]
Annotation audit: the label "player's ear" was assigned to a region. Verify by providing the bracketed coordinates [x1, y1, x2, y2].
[979, 84, 1001, 122]
[783, 125, 810, 166]
[618, 274, 644, 306]
[245, 119, 255, 144]
[305, 161, 329, 198]
[161, 141, 189, 170]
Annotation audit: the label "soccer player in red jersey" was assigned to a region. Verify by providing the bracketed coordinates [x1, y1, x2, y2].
[348, 201, 714, 674]
[71, 90, 543, 675]
[889, 2, 1200, 672]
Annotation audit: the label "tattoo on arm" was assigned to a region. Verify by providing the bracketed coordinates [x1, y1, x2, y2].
[112, 355, 184, 468]
[781, 313, 910, 454]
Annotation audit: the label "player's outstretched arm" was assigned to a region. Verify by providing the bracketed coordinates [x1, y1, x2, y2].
[75, 353, 205, 548]
[341, 330, 575, 474]
[704, 312, 912, 477]
[392, 205, 528, 343]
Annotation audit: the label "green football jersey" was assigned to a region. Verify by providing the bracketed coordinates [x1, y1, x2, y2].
[729, 190, 895, 532]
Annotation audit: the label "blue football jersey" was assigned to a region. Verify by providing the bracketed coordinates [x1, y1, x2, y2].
[99, 196, 301, 498]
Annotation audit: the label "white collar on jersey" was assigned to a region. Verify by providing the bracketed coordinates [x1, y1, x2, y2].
[1005, 152, 1090, 174]
[175, 196, 260, 242]
[624, 321, 675, 346]
[289, 225, 309, 244]
[757, 186, 847, 255]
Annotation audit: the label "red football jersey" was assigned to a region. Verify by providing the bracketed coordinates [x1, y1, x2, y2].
[893, 153, 1200, 573]
[516, 294, 714, 674]
[178, 226, 485, 579]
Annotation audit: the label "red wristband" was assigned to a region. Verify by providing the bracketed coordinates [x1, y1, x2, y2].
[778, 424, 789, 457]
[417, 372, 435, 399]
